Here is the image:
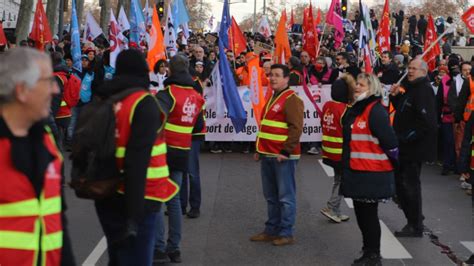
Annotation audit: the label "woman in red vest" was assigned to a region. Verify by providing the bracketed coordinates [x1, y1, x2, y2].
[340, 73, 399, 266]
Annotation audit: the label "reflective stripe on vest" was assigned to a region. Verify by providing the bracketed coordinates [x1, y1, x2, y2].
[349, 101, 393, 172]
[257, 131, 288, 142]
[321, 101, 345, 161]
[0, 197, 61, 217]
[60, 100, 67, 107]
[261, 119, 288, 129]
[165, 123, 194, 134]
[463, 78, 474, 121]
[322, 135, 343, 143]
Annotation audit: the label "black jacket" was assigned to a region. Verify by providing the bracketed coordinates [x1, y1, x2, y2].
[417, 17, 428, 33]
[375, 63, 400, 85]
[156, 71, 205, 172]
[340, 96, 398, 199]
[390, 76, 438, 161]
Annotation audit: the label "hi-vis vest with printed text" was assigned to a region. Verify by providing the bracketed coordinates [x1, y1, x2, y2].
[165, 84, 205, 149]
[115, 90, 179, 202]
[322, 101, 346, 162]
[0, 127, 63, 266]
[349, 101, 394, 172]
[256, 89, 301, 158]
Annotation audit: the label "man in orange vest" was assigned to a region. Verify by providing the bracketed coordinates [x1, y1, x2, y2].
[250, 64, 304, 246]
[0, 48, 74, 265]
[155, 54, 205, 263]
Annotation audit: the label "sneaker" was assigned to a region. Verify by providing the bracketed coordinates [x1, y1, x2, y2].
[186, 208, 200, 218]
[352, 251, 382, 266]
[320, 208, 341, 223]
[307, 147, 320, 155]
[210, 148, 222, 154]
[153, 250, 169, 264]
[249, 232, 278, 242]
[460, 176, 466, 182]
[167, 250, 182, 263]
[461, 181, 472, 190]
[272, 236, 295, 246]
[339, 214, 350, 222]
[224, 148, 233, 153]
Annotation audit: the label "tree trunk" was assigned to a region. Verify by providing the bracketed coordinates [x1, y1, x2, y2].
[76, 0, 85, 26]
[100, 0, 111, 38]
[15, 0, 34, 44]
[46, 0, 59, 35]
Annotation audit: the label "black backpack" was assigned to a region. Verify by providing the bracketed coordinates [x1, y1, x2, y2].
[70, 88, 145, 199]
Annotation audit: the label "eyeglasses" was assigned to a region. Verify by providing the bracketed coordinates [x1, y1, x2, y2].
[38, 76, 56, 85]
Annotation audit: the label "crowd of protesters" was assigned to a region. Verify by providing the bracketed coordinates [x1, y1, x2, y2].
[1, 8, 474, 266]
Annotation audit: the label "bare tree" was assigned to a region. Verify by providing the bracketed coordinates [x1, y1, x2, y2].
[76, 0, 85, 24]
[99, 0, 111, 37]
[186, 0, 212, 30]
[15, 0, 34, 44]
[46, 0, 60, 34]
[117, 0, 130, 17]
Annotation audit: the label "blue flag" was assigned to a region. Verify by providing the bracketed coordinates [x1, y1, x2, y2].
[219, 0, 231, 49]
[129, 0, 146, 46]
[218, 0, 247, 133]
[172, 0, 189, 27]
[70, 0, 81, 72]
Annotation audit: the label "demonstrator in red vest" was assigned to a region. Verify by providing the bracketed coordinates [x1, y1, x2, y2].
[251, 64, 304, 246]
[320, 75, 354, 224]
[0, 48, 75, 266]
[340, 73, 398, 266]
[155, 54, 205, 263]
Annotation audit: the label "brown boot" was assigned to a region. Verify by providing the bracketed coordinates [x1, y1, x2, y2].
[249, 232, 278, 242]
[272, 236, 295, 246]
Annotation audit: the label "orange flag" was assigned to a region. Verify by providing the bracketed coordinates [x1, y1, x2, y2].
[0, 21, 7, 46]
[273, 10, 291, 64]
[229, 16, 247, 57]
[29, 0, 52, 50]
[247, 56, 265, 127]
[147, 6, 166, 69]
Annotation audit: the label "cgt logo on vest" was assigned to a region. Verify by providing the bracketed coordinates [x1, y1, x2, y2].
[182, 96, 198, 123]
[46, 163, 61, 180]
[272, 103, 282, 113]
[357, 120, 367, 129]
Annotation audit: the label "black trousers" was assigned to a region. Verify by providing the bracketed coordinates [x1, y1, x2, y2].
[354, 201, 380, 253]
[395, 160, 423, 230]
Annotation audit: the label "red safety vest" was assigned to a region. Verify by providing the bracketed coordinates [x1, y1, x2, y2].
[191, 78, 207, 137]
[349, 101, 394, 172]
[256, 89, 301, 158]
[55, 73, 72, 119]
[322, 101, 346, 162]
[463, 77, 474, 122]
[164, 85, 205, 150]
[470, 126, 474, 170]
[0, 127, 63, 266]
[115, 90, 178, 202]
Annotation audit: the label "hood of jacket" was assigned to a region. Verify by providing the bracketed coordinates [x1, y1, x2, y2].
[96, 74, 150, 98]
[163, 71, 195, 88]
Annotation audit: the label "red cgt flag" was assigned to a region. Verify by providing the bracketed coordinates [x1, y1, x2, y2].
[302, 3, 319, 60]
[376, 0, 390, 53]
[0, 21, 7, 46]
[423, 15, 441, 71]
[315, 8, 322, 26]
[462, 6, 474, 34]
[29, 0, 52, 51]
[229, 16, 247, 57]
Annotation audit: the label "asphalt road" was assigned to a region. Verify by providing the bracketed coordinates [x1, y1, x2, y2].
[63, 152, 473, 266]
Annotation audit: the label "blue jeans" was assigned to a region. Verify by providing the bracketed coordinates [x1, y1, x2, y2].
[67, 106, 81, 143]
[181, 140, 202, 211]
[156, 171, 183, 252]
[441, 123, 456, 171]
[261, 157, 297, 237]
[95, 198, 159, 266]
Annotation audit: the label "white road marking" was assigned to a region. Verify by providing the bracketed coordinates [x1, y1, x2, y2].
[344, 198, 354, 209]
[380, 220, 413, 259]
[83, 236, 107, 266]
[461, 241, 474, 253]
[318, 159, 334, 177]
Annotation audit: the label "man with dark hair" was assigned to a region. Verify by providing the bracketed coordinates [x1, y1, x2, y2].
[154, 54, 205, 263]
[417, 15, 428, 44]
[336, 52, 360, 79]
[374, 51, 400, 85]
[250, 64, 304, 246]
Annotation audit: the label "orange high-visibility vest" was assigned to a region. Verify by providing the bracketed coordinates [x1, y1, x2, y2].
[115, 90, 179, 202]
[349, 101, 394, 172]
[463, 77, 474, 122]
[256, 89, 301, 158]
[322, 101, 346, 162]
[0, 127, 63, 266]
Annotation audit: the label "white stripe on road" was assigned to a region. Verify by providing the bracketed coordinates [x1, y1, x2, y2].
[83, 236, 107, 266]
[380, 220, 413, 259]
[461, 241, 474, 253]
[344, 198, 354, 209]
[318, 159, 334, 177]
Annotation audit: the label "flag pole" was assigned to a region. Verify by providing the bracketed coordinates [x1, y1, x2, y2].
[229, 25, 237, 70]
[315, 23, 326, 58]
[396, 22, 456, 84]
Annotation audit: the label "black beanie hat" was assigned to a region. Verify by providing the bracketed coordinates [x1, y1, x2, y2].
[115, 49, 149, 77]
[331, 78, 349, 103]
